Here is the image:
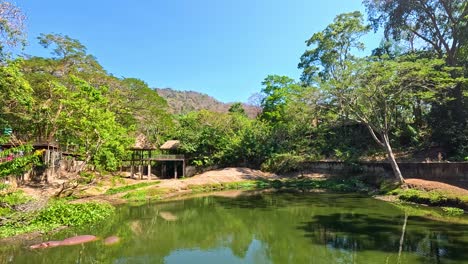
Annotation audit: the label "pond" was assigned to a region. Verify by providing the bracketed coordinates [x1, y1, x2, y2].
[1, 191, 467, 264]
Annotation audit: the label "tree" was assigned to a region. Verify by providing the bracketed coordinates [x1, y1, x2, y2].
[324, 57, 455, 183]
[122, 78, 173, 145]
[0, 60, 33, 131]
[298, 11, 458, 183]
[0, 60, 39, 178]
[260, 75, 297, 123]
[364, 0, 468, 66]
[364, 0, 468, 158]
[37, 33, 105, 76]
[0, 0, 26, 57]
[247, 92, 264, 117]
[228, 102, 246, 116]
[298, 11, 370, 84]
[57, 76, 131, 171]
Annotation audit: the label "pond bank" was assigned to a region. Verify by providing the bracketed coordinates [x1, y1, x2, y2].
[1, 167, 467, 241]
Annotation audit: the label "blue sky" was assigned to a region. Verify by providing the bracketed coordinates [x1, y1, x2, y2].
[19, 0, 381, 103]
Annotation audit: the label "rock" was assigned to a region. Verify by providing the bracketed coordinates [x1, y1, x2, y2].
[60, 235, 97, 246]
[30, 235, 98, 249]
[103, 236, 120, 245]
[159, 211, 178, 221]
[29, 240, 62, 249]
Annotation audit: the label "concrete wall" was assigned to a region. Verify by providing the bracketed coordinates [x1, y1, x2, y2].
[303, 161, 468, 188]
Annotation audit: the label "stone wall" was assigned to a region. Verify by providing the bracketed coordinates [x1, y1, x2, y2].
[303, 161, 468, 188]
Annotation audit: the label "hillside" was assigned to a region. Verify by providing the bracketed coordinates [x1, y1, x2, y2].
[156, 88, 260, 118]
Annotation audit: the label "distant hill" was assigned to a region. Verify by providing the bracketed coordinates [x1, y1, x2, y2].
[156, 88, 260, 118]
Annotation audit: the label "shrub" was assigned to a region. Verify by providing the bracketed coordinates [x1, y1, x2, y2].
[0, 190, 32, 207]
[261, 153, 305, 173]
[34, 200, 114, 227]
[442, 207, 465, 216]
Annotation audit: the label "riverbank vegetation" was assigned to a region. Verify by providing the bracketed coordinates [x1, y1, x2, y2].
[0, 185, 113, 238]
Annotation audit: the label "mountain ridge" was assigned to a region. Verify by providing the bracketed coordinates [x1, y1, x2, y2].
[155, 88, 260, 118]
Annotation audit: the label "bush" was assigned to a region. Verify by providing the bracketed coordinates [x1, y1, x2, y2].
[261, 153, 305, 174]
[442, 207, 465, 216]
[397, 189, 466, 209]
[0, 190, 32, 207]
[34, 200, 114, 227]
[0, 200, 115, 238]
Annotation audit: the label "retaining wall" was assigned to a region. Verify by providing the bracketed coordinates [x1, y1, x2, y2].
[303, 161, 468, 188]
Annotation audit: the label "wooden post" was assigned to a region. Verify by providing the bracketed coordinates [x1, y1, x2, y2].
[138, 165, 143, 180]
[50, 151, 55, 180]
[174, 162, 177, 179]
[147, 164, 151, 180]
[182, 159, 185, 178]
[130, 152, 135, 178]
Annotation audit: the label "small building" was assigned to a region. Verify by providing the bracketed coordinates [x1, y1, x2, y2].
[158, 140, 185, 179]
[127, 136, 185, 179]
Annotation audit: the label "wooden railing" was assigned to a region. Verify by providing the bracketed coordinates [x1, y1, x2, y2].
[151, 155, 185, 160]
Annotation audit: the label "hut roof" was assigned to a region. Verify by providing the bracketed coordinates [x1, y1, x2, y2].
[160, 140, 180, 150]
[131, 134, 157, 150]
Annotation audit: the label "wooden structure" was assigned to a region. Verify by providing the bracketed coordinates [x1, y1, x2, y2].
[158, 140, 185, 179]
[128, 134, 158, 180]
[0, 141, 61, 182]
[127, 136, 185, 179]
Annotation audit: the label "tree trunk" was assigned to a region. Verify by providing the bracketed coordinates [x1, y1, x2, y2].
[383, 133, 405, 185]
[397, 212, 408, 264]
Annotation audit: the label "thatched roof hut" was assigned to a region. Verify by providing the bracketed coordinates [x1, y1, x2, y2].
[131, 134, 157, 150]
[160, 140, 180, 150]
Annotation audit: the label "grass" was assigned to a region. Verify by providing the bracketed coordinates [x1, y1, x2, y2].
[0, 190, 32, 207]
[120, 178, 373, 202]
[105, 181, 160, 195]
[255, 178, 371, 192]
[390, 188, 468, 210]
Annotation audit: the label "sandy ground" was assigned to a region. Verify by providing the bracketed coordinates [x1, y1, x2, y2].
[157, 167, 278, 190]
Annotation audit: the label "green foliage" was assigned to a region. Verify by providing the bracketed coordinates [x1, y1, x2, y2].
[122, 78, 173, 144]
[105, 181, 160, 195]
[0, 143, 41, 178]
[441, 207, 465, 216]
[299, 11, 370, 83]
[260, 75, 297, 123]
[34, 200, 114, 227]
[261, 153, 306, 173]
[255, 178, 371, 192]
[122, 190, 149, 201]
[171, 110, 272, 167]
[57, 76, 132, 171]
[396, 189, 467, 209]
[0, 190, 32, 206]
[228, 102, 246, 116]
[0, 200, 114, 238]
[364, 0, 468, 159]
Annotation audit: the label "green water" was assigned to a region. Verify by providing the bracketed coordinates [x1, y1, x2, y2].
[1, 191, 468, 264]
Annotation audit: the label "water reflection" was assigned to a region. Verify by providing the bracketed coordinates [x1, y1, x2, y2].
[1, 192, 467, 264]
[298, 210, 468, 263]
